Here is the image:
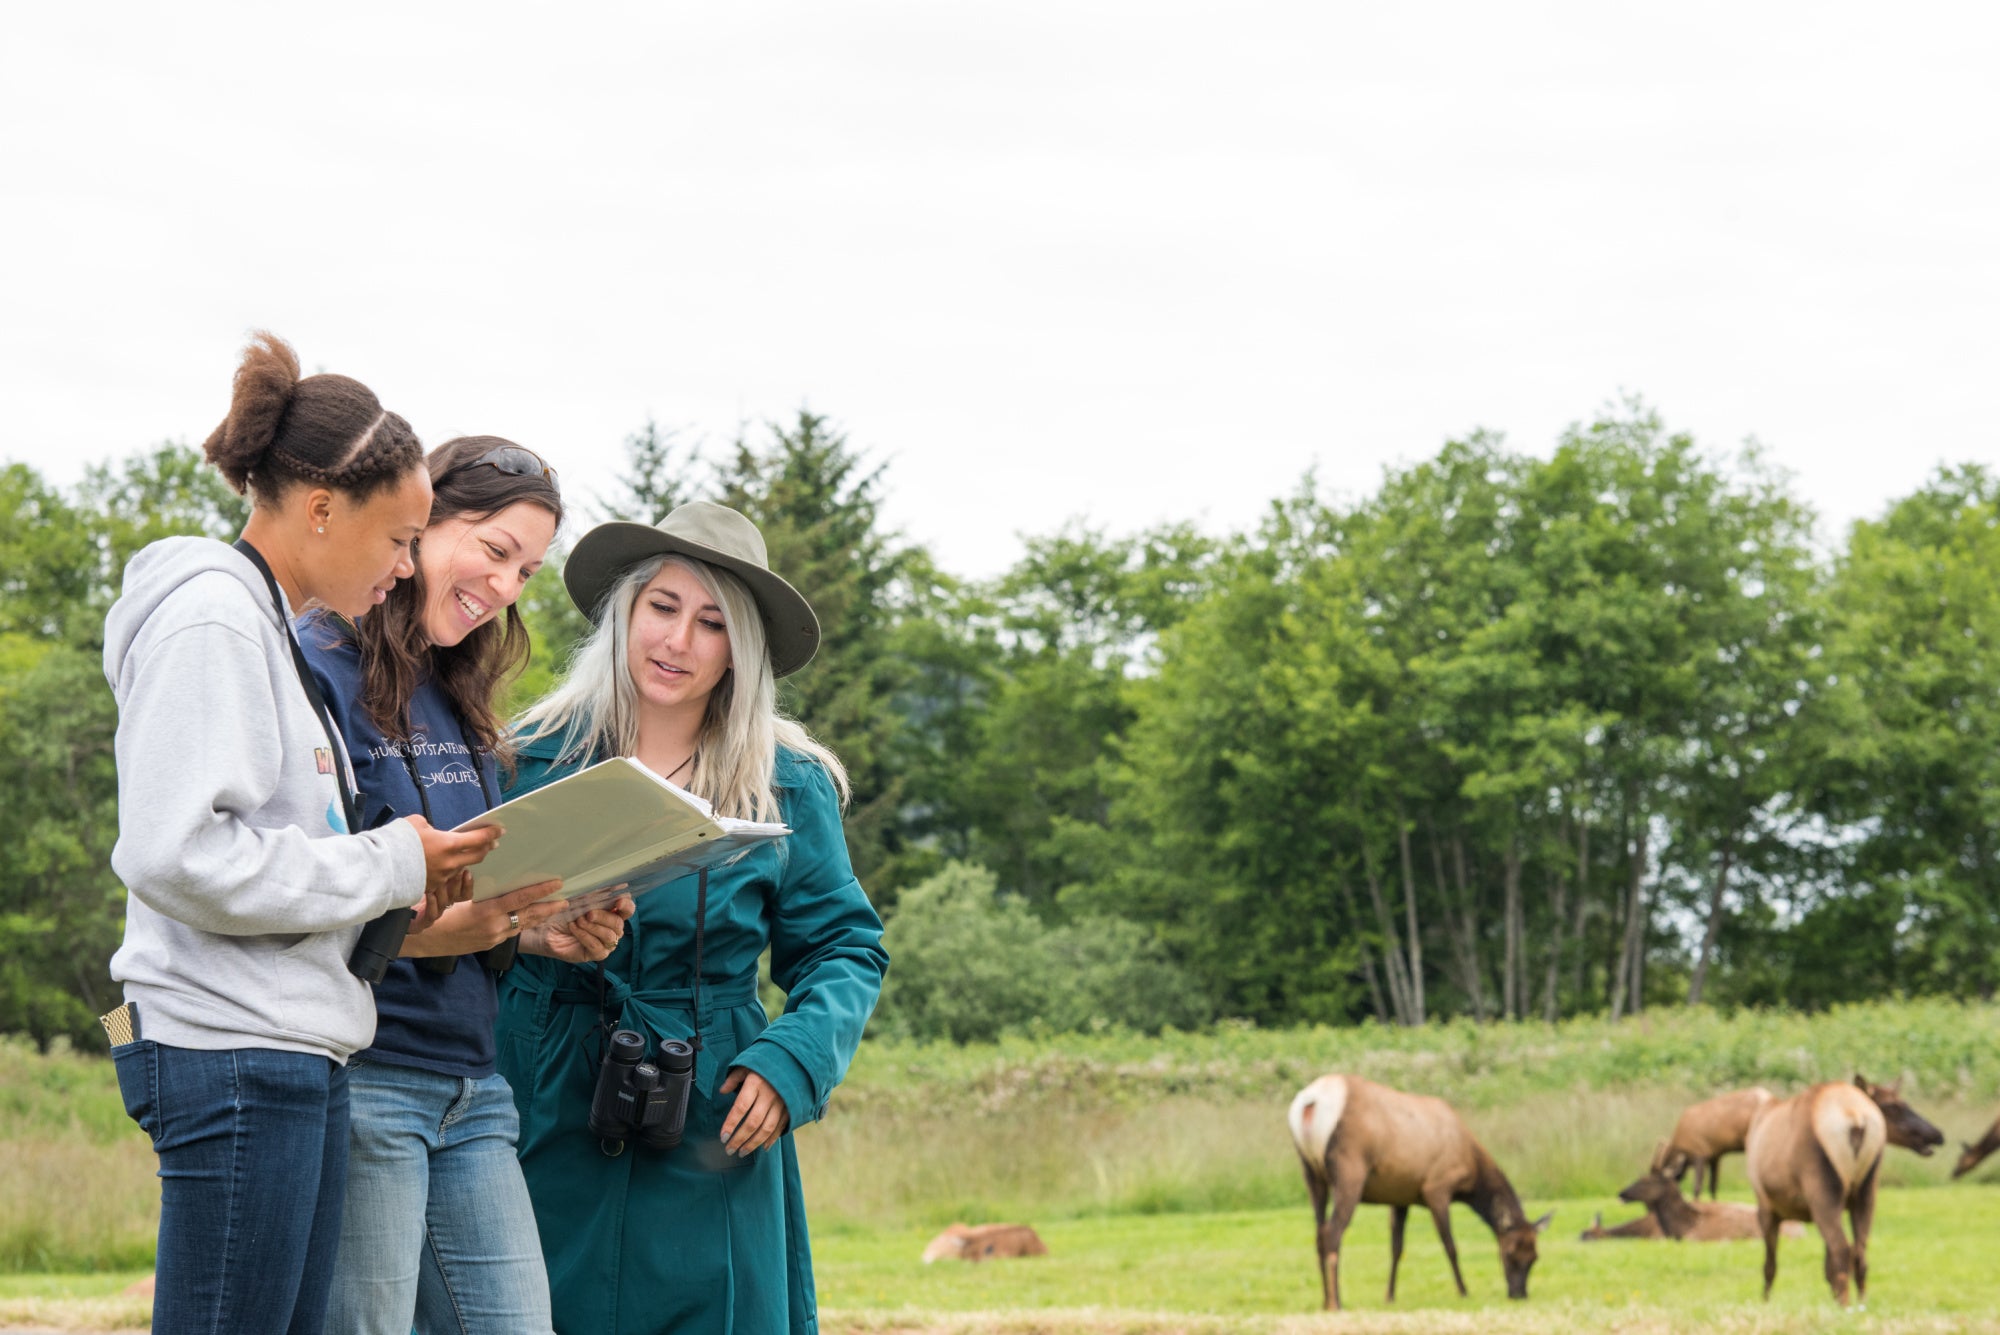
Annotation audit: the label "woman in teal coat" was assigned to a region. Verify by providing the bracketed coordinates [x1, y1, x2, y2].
[495, 501, 887, 1335]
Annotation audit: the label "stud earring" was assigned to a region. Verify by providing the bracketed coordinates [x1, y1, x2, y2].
[316, 526, 326, 534]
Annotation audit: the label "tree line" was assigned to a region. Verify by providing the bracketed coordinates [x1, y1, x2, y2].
[5, 402, 1998, 1048]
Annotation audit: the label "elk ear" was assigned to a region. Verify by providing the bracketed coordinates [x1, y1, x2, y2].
[1853, 1072, 1870, 1091]
[1532, 1211, 1555, 1233]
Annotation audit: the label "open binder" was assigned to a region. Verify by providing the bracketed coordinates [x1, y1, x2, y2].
[458, 757, 789, 921]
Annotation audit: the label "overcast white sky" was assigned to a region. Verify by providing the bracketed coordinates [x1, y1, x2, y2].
[4, 2, 1997, 576]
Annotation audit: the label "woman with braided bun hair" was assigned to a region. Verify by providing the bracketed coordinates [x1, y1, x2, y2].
[101, 332, 504, 1335]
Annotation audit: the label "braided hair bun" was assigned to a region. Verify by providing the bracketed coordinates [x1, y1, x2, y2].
[202, 330, 422, 502]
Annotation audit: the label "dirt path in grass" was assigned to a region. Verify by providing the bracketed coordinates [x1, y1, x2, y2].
[8, 1304, 1999, 1334]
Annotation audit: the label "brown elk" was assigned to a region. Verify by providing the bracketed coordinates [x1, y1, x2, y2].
[1288, 1074, 1551, 1311]
[920, 1222, 1049, 1263]
[1744, 1074, 1943, 1306]
[1951, 1111, 2000, 1180]
[1859, 1075, 1946, 1160]
[1578, 1210, 1662, 1241]
[1654, 1086, 1775, 1200]
[1617, 1168, 1804, 1241]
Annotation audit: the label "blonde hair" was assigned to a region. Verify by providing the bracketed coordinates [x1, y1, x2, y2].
[512, 554, 848, 822]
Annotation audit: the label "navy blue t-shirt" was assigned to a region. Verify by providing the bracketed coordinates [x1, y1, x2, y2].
[298, 612, 503, 1077]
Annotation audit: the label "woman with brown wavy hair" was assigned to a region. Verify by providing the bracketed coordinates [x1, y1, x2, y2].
[298, 436, 632, 1335]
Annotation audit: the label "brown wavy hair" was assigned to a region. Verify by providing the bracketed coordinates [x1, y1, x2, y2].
[342, 436, 564, 751]
[203, 331, 422, 503]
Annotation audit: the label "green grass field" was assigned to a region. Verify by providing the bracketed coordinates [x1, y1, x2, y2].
[8, 1191, 1997, 1333]
[8, 1000, 2000, 1331]
[812, 1186, 2000, 1331]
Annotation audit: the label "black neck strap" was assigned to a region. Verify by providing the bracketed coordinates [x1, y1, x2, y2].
[233, 539, 362, 835]
[394, 715, 497, 825]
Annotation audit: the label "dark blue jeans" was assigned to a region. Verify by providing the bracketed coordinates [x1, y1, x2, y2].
[113, 1041, 351, 1335]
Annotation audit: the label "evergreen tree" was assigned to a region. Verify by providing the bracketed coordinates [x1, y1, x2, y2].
[715, 411, 916, 895]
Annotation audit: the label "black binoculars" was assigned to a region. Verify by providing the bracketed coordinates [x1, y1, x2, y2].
[348, 905, 414, 982]
[588, 1029, 694, 1150]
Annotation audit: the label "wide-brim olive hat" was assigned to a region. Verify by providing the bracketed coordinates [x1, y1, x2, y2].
[564, 501, 820, 678]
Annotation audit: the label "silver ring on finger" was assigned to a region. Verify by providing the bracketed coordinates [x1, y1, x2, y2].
[508, 911, 520, 932]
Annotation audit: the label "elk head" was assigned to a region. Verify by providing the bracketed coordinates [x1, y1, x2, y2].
[1617, 1171, 1673, 1207]
[1498, 1212, 1553, 1299]
[1855, 1074, 1944, 1156]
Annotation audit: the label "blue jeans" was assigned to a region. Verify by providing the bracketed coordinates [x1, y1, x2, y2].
[113, 1041, 351, 1335]
[327, 1060, 553, 1335]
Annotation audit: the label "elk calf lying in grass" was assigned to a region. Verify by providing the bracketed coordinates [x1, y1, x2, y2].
[1656, 1086, 1775, 1200]
[1745, 1074, 1943, 1306]
[1578, 1210, 1662, 1241]
[1288, 1074, 1551, 1311]
[1617, 1169, 1803, 1241]
[920, 1223, 1048, 1263]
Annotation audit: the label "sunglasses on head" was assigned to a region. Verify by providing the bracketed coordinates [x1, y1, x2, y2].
[471, 445, 559, 488]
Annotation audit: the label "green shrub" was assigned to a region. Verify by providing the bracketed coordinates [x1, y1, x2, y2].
[873, 862, 1213, 1042]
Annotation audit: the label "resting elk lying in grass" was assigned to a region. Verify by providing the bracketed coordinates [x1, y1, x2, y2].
[1616, 1167, 1803, 1241]
[1745, 1074, 1943, 1306]
[1655, 1086, 1775, 1200]
[1951, 1110, 2000, 1180]
[1287, 1074, 1551, 1311]
[1578, 1210, 1662, 1241]
[919, 1223, 1049, 1263]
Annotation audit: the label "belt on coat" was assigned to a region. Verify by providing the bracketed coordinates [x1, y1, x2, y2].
[515, 962, 759, 1030]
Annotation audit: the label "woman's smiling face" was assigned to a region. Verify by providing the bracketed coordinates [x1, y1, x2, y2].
[625, 560, 733, 715]
[416, 500, 557, 648]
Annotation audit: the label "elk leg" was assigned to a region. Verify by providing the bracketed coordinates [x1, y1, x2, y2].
[1425, 1191, 1468, 1297]
[1708, 1154, 1723, 1201]
[1690, 1157, 1708, 1200]
[1805, 1177, 1853, 1306]
[1758, 1204, 1780, 1300]
[1849, 1167, 1879, 1306]
[1304, 1164, 1331, 1310]
[1386, 1205, 1408, 1302]
[1321, 1187, 1362, 1313]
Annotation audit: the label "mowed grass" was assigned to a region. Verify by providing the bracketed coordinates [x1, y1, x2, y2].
[811, 1186, 2000, 1332]
[11, 1190, 1996, 1333]
[0, 1271, 151, 1332]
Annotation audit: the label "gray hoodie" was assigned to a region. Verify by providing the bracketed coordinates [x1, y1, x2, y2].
[104, 536, 426, 1059]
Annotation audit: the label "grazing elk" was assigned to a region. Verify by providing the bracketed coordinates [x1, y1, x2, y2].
[1951, 1111, 2000, 1180]
[1617, 1168, 1803, 1241]
[920, 1222, 1049, 1263]
[1744, 1074, 1943, 1306]
[1287, 1074, 1551, 1311]
[1655, 1086, 1775, 1200]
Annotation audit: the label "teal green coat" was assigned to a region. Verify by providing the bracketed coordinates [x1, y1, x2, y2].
[495, 734, 887, 1335]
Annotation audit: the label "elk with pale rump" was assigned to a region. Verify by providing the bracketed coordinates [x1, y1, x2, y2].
[1287, 1074, 1550, 1311]
[1744, 1074, 1943, 1306]
[920, 1223, 1049, 1263]
[1655, 1086, 1775, 1200]
[1951, 1111, 2000, 1180]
